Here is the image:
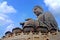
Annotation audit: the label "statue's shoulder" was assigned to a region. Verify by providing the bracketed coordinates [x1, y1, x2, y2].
[43, 11, 56, 23]
[44, 12, 53, 16]
[44, 11, 54, 18]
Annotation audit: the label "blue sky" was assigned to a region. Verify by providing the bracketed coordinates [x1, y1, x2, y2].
[0, 0, 60, 37]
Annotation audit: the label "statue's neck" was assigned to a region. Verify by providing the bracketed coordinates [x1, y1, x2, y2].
[37, 13, 42, 17]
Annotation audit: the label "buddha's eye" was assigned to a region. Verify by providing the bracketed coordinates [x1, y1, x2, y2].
[34, 8, 37, 10]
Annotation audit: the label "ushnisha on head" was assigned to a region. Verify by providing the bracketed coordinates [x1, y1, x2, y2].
[33, 5, 43, 16]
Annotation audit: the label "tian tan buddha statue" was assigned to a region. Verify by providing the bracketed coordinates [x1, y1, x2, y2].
[33, 5, 58, 33]
[20, 5, 58, 34]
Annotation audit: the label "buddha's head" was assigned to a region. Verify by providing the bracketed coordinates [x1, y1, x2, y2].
[33, 5, 43, 16]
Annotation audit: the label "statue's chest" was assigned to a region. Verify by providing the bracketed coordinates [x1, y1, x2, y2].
[38, 14, 44, 21]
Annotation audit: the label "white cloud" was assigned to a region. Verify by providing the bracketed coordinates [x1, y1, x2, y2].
[0, 1, 17, 32]
[44, 0, 60, 16]
[5, 24, 16, 32]
[0, 14, 13, 26]
[0, 1, 17, 26]
[0, 1, 16, 14]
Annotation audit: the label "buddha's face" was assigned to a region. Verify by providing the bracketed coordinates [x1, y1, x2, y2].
[33, 7, 43, 16]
